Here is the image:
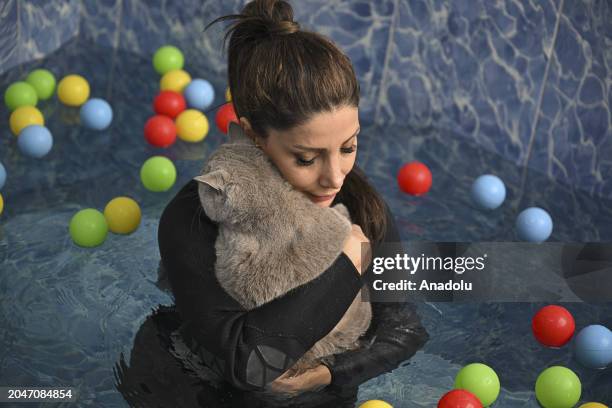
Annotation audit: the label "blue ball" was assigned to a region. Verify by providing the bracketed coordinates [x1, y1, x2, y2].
[0, 161, 6, 190]
[574, 325, 612, 369]
[18, 125, 53, 158]
[516, 207, 553, 242]
[80, 98, 113, 130]
[183, 79, 214, 111]
[471, 174, 506, 209]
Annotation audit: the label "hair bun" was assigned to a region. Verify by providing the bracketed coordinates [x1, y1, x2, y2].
[242, 0, 300, 36]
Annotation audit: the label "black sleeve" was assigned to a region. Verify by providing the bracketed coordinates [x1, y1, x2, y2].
[321, 202, 430, 389]
[158, 180, 365, 391]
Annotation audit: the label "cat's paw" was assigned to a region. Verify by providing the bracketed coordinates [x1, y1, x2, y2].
[331, 203, 351, 221]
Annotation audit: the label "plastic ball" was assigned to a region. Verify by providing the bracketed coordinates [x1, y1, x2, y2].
[69, 208, 108, 248]
[160, 69, 191, 93]
[215, 102, 239, 134]
[140, 156, 177, 192]
[397, 161, 432, 196]
[516, 207, 553, 242]
[438, 389, 483, 408]
[578, 403, 608, 408]
[0, 193, 3, 216]
[532, 305, 576, 348]
[574, 325, 612, 369]
[25, 69, 56, 100]
[358, 400, 393, 408]
[9, 105, 44, 136]
[535, 366, 581, 408]
[225, 86, 232, 102]
[471, 174, 506, 210]
[80, 98, 113, 130]
[153, 45, 184, 75]
[184, 78, 214, 111]
[4, 81, 38, 111]
[176, 109, 209, 142]
[17, 125, 53, 158]
[144, 115, 177, 148]
[153, 90, 186, 118]
[104, 197, 141, 235]
[454, 363, 500, 407]
[57, 74, 90, 106]
[0, 161, 5, 190]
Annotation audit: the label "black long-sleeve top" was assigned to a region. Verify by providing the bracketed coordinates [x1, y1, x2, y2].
[158, 179, 429, 392]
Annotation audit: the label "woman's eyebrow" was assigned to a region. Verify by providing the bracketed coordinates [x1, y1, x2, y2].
[292, 127, 360, 152]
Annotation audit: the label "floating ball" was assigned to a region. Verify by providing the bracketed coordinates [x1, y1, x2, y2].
[153, 45, 184, 75]
[4, 81, 38, 111]
[454, 363, 500, 407]
[104, 197, 141, 235]
[574, 325, 612, 369]
[160, 69, 191, 93]
[9, 105, 44, 136]
[25, 69, 56, 100]
[153, 90, 186, 118]
[57, 74, 90, 107]
[578, 403, 608, 408]
[0, 161, 5, 190]
[17, 125, 53, 158]
[397, 161, 432, 196]
[358, 400, 393, 408]
[184, 78, 214, 111]
[69, 208, 108, 248]
[516, 207, 553, 242]
[0, 193, 3, 216]
[215, 102, 238, 134]
[471, 174, 506, 210]
[532, 305, 575, 348]
[535, 366, 581, 408]
[140, 156, 177, 192]
[80, 98, 113, 130]
[225, 86, 232, 102]
[176, 109, 209, 142]
[438, 389, 483, 408]
[144, 115, 177, 148]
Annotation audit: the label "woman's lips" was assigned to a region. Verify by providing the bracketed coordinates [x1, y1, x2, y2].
[308, 193, 337, 203]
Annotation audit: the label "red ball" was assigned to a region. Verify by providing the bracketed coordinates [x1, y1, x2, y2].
[532, 305, 575, 347]
[215, 102, 239, 134]
[153, 91, 186, 118]
[397, 161, 432, 196]
[438, 389, 483, 408]
[144, 115, 177, 148]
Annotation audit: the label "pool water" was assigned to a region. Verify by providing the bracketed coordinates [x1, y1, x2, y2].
[0, 37, 610, 407]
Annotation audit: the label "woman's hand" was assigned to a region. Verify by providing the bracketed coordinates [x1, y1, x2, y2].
[342, 224, 372, 275]
[267, 365, 332, 397]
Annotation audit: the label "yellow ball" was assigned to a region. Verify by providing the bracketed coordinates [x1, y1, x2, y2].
[103, 196, 141, 234]
[160, 69, 191, 93]
[176, 109, 209, 142]
[9, 106, 44, 136]
[57, 74, 90, 106]
[359, 400, 393, 408]
[0, 193, 4, 216]
[579, 404, 608, 408]
[225, 86, 232, 101]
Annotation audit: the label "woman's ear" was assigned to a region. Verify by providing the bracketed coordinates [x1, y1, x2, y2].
[239, 117, 262, 146]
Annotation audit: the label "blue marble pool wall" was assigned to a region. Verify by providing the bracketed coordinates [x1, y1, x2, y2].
[1, 0, 610, 199]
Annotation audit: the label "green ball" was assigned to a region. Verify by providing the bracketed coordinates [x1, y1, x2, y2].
[140, 156, 177, 192]
[69, 208, 108, 248]
[153, 45, 184, 75]
[4, 81, 38, 111]
[26, 69, 56, 100]
[535, 366, 581, 408]
[454, 363, 500, 406]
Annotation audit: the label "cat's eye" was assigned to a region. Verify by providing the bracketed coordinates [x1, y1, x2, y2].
[295, 145, 357, 167]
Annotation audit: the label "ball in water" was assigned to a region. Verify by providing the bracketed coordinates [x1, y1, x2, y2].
[574, 325, 612, 369]
[57, 74, 90, 106]
[397, 161, 432, 196]
[69, 208, 108, 248]
[160, 69, 191, 93]
[80, 98, 113, 130]
[516, 207, 553, 242]
[104, 197, 141, 234]
[535, 366, 581, 408]
[471, 174, 506, 209]
[144, 115, 177, 148]
[454, 363, 500, 407]
[153, 45, 184, 75]
[176, 109, 209, 142]
[17, 125, 53, 158]
[153, 90, 186, 118]
[184, 78, 214, 111]
[438, 389, 483, 408]
[225, 86, 232, 102]
[25, 69, 56, 100]
[9, 105, 44, 136]
[358, 400, 393, 408]
[215, 102, 238, 134]
[578, 403, 608, 408]
[140, 156, 177, 192]
[4, 81, 38, 111]
[532, 305, 575, 348]
[0, 193, 4, 216]
[0, 161, 6, 190]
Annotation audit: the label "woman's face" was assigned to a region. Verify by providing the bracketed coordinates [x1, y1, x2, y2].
[240, 106, 359, 207]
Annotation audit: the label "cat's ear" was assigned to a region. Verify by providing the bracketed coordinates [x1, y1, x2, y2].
[228, 121, 252, 145]
[193, 169, 230, 192]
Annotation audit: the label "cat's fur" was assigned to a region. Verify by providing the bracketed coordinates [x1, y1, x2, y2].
[193, 122, 371, 376]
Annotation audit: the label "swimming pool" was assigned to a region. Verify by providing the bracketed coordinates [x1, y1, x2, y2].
[0, 37, 611, 407]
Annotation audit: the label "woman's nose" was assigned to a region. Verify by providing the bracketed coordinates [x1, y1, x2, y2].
[320, 156, 344, 189]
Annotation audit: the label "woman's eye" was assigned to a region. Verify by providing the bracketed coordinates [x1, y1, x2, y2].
[295, 145, 357, 166]
[341, 145, 357, 154]
[296, 156, 315, 166]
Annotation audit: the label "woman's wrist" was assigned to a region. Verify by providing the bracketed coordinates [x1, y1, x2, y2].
[316, 362, 333, 386]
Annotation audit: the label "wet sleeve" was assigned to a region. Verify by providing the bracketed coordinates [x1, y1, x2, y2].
[158, 180, 365, 391]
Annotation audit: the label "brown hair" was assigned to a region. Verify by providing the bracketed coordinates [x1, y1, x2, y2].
[205, 0, 388, 244]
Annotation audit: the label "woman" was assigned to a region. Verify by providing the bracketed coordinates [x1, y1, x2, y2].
[157, 0, 429, 405]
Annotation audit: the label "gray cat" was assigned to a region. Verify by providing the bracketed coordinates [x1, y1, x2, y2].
[193, 122, 371, 376]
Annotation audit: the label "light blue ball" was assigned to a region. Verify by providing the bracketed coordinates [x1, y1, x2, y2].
[516, 207, 553, 242]
[183, 79, 214, 111]
[80, 98, 113, 130]
[0, 161, 6, 190]
[471, 174, 506, 209]
[574, 325, 612, 369]
[18, 125, 53, 158]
